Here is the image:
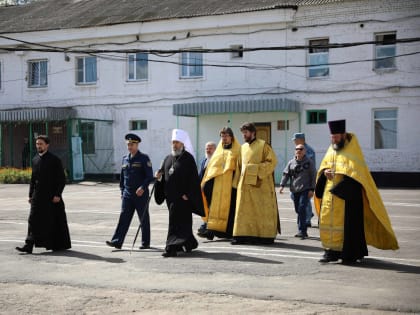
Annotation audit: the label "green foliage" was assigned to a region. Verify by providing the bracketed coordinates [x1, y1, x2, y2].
[0, 168, 32, 184]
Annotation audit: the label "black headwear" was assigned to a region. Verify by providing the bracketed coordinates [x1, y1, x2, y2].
[328, 120, 346, 134]
[125, 133, 141, 143]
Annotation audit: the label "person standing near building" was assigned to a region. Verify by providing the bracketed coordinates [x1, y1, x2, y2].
[198, 142, 216, 180]
[197, 141, 216, 237]
[232, 122, 279, 245]
[199, 127, 241, 240]
[315, 120, 399, 263]
[106, 133, 153, 250]
[279, 144, 316, 239]
[16, 135, 71, 254]
[292, 133, 316, 227]
[154, 129, 204, 257]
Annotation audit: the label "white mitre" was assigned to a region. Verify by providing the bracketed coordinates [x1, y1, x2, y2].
[171, 129, 196, 160]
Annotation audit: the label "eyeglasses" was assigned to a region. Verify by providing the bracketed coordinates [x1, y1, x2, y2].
[295, 148, 304, 151]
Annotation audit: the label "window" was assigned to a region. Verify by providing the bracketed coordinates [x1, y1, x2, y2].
[129, 120, 147, 130]
[374, 109, 397, 149]
[308, 38, 329, 78]
[80, 122, 95, 154]
[230, 45, 244, 59]
[28, 60, 48, 87]
[307, 110, 327, 124]
[180, 50, 203, 78]
[128, 53, 148, 81]
[374, 32, 396, 70]
[76, 56, 97, 84]
[277, 120, 290, 130]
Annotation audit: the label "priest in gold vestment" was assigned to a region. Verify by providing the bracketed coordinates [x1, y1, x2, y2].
[200, 127, 241, 239]
[315, 120, 399, 264]
[232, 122, 280, 245]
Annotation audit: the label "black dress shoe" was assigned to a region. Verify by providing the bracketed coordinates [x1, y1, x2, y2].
[106, 241, 122, 249]
[319, 250, 340, 263]
[162, 250, 178, 257]
[139, 245, 150, 250]
[16, 245, 33, 254]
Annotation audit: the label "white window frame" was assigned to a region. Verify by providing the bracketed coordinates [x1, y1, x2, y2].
[307, 38, 329, 79]
[374, 32, 397, 71]
[127, 53, 148, 81]
[76, 56, 97, 85]
[373, 108, 398, 149]
[180, 49, 203, 79]
[28, 59, 48, 88]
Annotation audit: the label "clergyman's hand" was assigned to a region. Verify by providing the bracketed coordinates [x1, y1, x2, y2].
[136, 187, 144, 197]
[52, 196, 61, 203]
[155, 170, 162, 181]
[324, 169, 335, 180]
[182, 194, 188, 201]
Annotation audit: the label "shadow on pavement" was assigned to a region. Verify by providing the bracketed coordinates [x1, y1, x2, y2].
[260, 241, 324, 253]
[177, 250, 283, 265]
[37, 250, 125, 264]
[350, 258, 420, 274]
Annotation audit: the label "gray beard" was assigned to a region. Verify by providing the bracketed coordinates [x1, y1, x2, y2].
[171, 147, 184, 156]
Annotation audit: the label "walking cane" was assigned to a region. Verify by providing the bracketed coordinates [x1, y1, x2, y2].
[130, 181, 156, 254]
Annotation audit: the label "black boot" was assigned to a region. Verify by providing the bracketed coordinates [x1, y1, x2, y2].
[16, 243, 33, 254]
[319, 250, 340, 263]
[162, 249, 178, 258]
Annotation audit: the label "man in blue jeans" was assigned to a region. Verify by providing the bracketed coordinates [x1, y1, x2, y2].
[279, 144, 316, 239]
[292, 133, 316, 227]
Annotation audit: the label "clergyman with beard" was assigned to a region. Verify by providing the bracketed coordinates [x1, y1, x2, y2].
[16, 135, 71, 254]
[232, 122, 280, 245]
[314, 120, 399, 264]
[154, 129, 205, 257]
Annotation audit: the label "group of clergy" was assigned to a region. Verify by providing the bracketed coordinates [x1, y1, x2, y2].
[16, 120, 399, 263]
[194, 120, 399, 264]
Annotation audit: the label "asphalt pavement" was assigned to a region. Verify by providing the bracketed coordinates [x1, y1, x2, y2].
[0, 183, 419, 314]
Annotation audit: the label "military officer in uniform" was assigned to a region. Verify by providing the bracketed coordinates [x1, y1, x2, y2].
[106, 133, 154, 250]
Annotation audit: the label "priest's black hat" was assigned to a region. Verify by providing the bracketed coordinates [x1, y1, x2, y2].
[125, 133, 141, 143]
[328, 120, 346, 134]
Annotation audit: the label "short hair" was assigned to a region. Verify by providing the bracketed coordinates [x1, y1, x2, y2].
[205, 141, 216, 148]
[219, 126, 234, 138]
[36, 135, 50, 144]
[240, 122, 257, 134]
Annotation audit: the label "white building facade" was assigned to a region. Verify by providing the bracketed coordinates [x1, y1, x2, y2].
[0, 0, 419, 186]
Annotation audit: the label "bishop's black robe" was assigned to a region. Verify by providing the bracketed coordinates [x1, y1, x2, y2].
[27, 151, 71, 250]
[154, 150, 204, 253]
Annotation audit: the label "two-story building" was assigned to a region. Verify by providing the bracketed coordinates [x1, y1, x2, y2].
[1, 0, 419, 186]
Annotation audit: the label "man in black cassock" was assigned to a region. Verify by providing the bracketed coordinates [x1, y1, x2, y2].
[16, 135, 71, 254]
[154, 129, 204, 257]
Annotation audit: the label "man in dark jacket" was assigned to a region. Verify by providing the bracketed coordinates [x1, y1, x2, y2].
[279, 144, 316, 239]
[16, 135, 71, 254]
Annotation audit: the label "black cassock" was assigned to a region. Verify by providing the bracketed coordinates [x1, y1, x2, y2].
[154, 150, 204, 252]
[316, 175, 368, 261]
[27, 151, 71, 250]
